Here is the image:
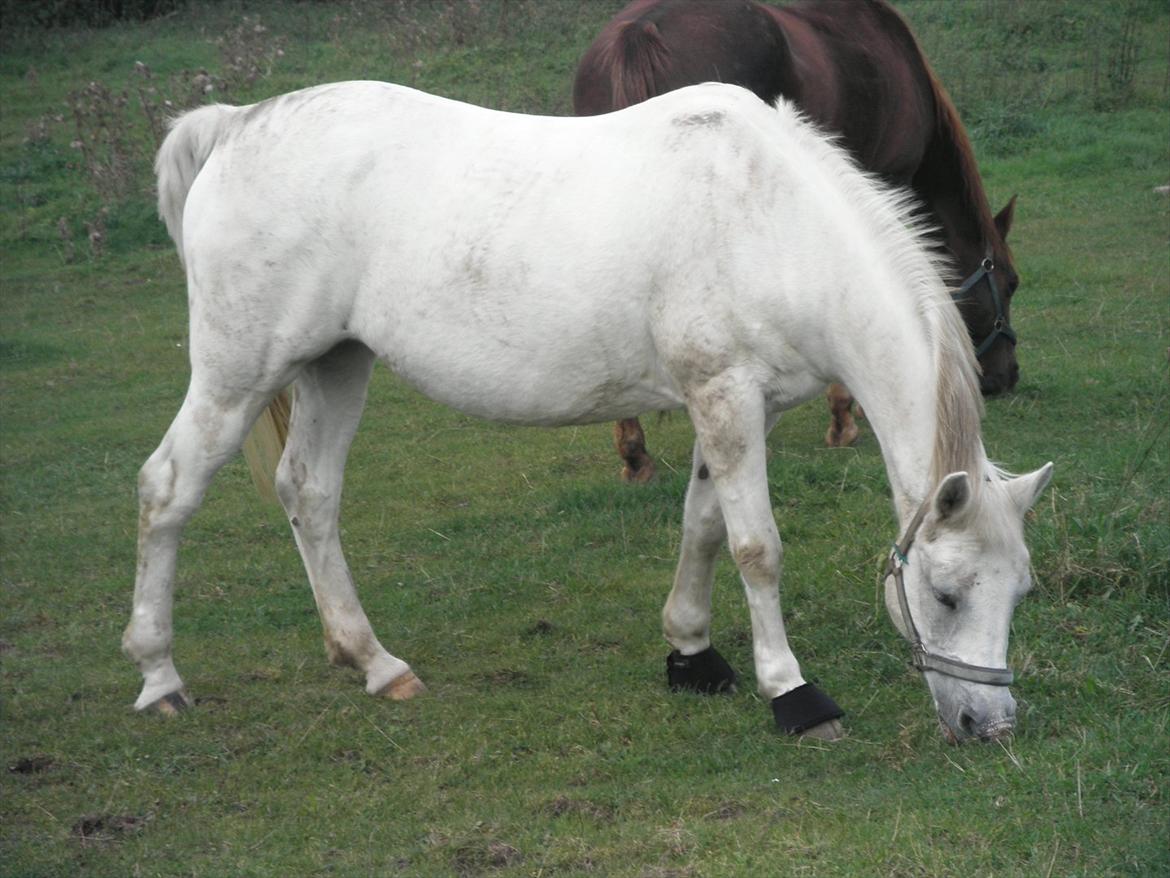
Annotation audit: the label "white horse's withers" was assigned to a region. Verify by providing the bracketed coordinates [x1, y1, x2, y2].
[126, 81, 1052, 742]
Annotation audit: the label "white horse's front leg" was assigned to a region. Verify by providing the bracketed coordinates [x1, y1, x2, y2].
[662, 439, 737, 692]
[685, 375, 844, 739]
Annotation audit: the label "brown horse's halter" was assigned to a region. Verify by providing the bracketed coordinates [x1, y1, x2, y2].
[883, 500, 1016, 687]
[952, 250, 1016, 359]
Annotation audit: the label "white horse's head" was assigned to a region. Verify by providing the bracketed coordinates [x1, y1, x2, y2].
[884, 464, 1053, 743]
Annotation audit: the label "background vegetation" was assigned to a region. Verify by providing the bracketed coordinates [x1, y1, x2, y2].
[2, 1, 1167, 875]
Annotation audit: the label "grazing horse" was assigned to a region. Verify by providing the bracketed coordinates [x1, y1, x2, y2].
[575, 0, 1021, 481]
[126, 81, 1052, 742]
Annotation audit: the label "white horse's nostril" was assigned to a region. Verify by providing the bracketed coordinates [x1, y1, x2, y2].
[959, 709, 980, 738]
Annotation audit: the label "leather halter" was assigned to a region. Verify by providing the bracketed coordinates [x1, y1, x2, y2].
[952, 250, 1016, 358]
[883, 500, 1015, 687]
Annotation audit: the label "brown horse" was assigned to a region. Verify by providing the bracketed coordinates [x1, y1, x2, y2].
[574, 0, 1020, 481]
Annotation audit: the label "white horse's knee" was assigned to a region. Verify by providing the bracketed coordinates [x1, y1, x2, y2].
[731, 536, 783, 584]
[138, 445, 209, 534]
[138, 455, 179, 520]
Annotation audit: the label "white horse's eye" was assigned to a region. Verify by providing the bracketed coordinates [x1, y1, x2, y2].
[932, 588, 958, 610]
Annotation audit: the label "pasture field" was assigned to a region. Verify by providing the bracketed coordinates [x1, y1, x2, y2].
[2, 1, 1167, 876]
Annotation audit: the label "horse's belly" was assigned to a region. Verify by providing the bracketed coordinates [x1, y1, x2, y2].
[355, 285, 683, 426]
[375, 323, 683, 425]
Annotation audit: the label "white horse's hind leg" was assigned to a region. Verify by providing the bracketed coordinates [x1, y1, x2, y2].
[684, 375, 844, 739]
[275, 342, 424, 700]
[124, 383, 272, 712]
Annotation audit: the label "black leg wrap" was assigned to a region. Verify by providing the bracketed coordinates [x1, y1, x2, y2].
[771, 683, 844, 734]
[666, 647, 737, 694]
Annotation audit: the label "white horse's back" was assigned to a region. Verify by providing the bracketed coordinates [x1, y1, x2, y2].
[164, 81, 872, 425]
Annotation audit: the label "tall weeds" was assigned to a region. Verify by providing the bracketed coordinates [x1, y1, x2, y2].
[41, 14, 287, 262]
[907, 0, 1167, 153]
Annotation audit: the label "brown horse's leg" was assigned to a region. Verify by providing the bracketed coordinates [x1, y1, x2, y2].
[824, 384, 860, 448]
[613, 417, 656, 483]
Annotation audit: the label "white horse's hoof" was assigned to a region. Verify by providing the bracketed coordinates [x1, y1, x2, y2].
[377, 671, 426, 701]
[801, 718, 846, 741]
[141, 690, 192, 715]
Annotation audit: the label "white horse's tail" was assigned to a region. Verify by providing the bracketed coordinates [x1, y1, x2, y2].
[156, 103, 290, 504]
[155, 103, 236, 267]
[241, 388, 291, 505]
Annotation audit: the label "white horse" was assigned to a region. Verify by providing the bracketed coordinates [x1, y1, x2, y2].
[126, 81, 1052, 743]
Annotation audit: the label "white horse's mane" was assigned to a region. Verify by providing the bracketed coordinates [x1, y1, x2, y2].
[766, 97, 989, 496]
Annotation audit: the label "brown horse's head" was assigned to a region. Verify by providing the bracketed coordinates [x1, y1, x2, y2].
[947, 195, 1020, 396]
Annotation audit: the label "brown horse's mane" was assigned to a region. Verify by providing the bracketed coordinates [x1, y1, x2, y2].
[876, 0, 999, 247]
[927, 69, 999, 242]
[597, 18, 672, 109]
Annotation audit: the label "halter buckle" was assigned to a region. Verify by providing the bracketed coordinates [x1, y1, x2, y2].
[909, 641, 929, 672]
[891, 544, 908, 568]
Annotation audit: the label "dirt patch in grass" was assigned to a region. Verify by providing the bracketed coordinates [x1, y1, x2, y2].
[524, 618, 554, 636]
[8, 754, 54, 774]
[71, 813, 148, 845]
[474, 668, 535, 688]
[451, 839, 523, 876]
[701, 800, 746, 821]
[544, 794, 615, 823]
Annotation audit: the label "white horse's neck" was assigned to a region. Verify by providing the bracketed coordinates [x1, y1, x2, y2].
[757, 98, 989, 531]
[833, 267, 986, 530]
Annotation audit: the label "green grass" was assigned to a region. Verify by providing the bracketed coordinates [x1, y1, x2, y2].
[2, 2, 1167, 876]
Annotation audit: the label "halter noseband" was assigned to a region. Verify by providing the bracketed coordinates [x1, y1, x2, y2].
[952, 250, 1016, 358]
[883, 500, 1015, 687]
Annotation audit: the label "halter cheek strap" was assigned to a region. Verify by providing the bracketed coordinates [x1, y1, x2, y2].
[952, 251, 1017, 359]
[883, 501, 1015, 687]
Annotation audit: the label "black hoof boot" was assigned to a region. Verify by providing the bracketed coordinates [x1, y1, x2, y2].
[666, 647, 737, 694]
[770, 683, 844, 735]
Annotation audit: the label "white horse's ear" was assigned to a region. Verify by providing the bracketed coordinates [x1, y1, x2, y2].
[1006, 462, 1054, 514]
[933, 471, 972, 523]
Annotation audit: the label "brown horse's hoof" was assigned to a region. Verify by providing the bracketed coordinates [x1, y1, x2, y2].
[824, 422, 859, 448]
[144, 690, 192, 716]
[801, 718, 846, 742]
[377, 671, 427, 701]
[620, 454, 657, 483]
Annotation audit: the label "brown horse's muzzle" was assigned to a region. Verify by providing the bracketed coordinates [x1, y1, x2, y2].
[979, 349, 1019, 396]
